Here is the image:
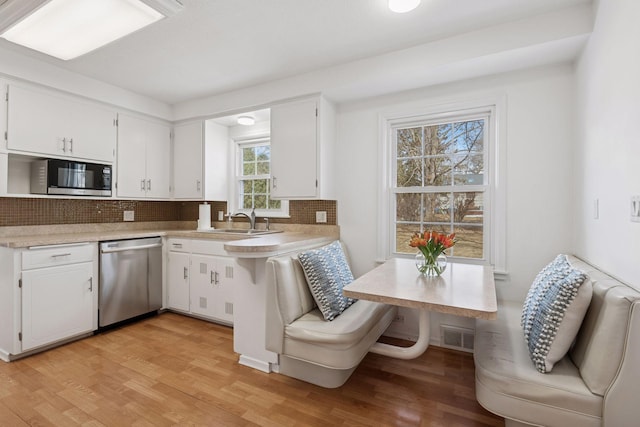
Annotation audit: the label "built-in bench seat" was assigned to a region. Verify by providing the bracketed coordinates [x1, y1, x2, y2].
[474, 255, 640, 426]
[265, 243, 397, 388]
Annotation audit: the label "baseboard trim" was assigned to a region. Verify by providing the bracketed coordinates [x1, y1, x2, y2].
[238, 355, 272, 373]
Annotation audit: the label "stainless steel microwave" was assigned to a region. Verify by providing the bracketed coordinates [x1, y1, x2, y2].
[30, 159, 112, 197]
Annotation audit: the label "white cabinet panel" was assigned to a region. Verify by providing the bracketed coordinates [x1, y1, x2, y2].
[21, 262, 94, 351]
[7, 85, 116, 162]
[173, 121, 203, 199]
[166, 239, 235, 324]
[270, 98, 318, 199]
[117, 113, 171, 199]
[167, 251, 190, 312]
[190, 254, 234, 323]
[270, 96, 335, 199]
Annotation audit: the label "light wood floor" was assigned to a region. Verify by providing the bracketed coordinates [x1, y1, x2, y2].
[0, 312, 504, 426]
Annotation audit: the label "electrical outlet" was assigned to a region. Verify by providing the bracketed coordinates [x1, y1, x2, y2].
[123, 210, 135, 222]
[315, 211, 327, 223]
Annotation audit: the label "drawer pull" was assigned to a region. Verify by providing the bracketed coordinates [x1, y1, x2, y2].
[50, 253, 72, 258]
[183, 267, 188, 280]
[89, 277, 93, 292]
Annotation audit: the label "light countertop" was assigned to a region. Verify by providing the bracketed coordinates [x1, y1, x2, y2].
[0, 222, 339, 256]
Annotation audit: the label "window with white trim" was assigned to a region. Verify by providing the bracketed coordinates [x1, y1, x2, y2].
[234, 137, 288, 216]
[381, 102, 505, 267]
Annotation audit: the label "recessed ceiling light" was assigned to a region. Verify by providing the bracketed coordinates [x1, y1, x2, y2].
[237, 116, 255, 126]
[0, 0, 183, 60]
[388, 0, 421, 13]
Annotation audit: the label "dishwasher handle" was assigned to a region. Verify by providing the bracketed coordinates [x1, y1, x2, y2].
[100, 243, 162, 254]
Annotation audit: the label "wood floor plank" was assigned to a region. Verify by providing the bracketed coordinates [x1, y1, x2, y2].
[0, 312, 503, 426]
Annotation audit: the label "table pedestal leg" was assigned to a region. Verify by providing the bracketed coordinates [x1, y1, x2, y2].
[369, 308, 430, 359]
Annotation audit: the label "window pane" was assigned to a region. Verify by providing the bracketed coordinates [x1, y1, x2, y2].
[423, 192, 451, 223]
[425, 125, 449, 155]
[256, 161, 270, 175]
[453, 192, 483, 224]
[254, 179, 267, 193]
[396, 158, 422, 187]
[452, 225, 483, 259]
[269, 198, 281, 209]
[424, 156, 452, 186]
[255, 195, 267, 209]
[396, 193, 421, 222]
[397, 127, 422, 158]
[256, 145, 270, 161]
[243, 147, 255, 162]
[243, 195, 252, 209]
[454, 154, 483, 185]
[242, 180, 253, 193]
[243, 162, 255, 175]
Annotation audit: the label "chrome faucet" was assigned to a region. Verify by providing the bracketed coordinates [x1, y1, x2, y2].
[232, 208, 256, 231]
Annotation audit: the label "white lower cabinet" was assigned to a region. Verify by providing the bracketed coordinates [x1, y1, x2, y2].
[0, 243, 98, 361]
[21, 261, 94, 351]
[166, 239, 236, 324]
[167, 251, 191, 312]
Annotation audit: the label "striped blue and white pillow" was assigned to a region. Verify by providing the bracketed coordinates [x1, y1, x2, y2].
[298, 241, 356, 321]
[521, 254, 592, 373]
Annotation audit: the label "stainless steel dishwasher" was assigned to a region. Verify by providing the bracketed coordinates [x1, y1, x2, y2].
[99, 237, 162, 327]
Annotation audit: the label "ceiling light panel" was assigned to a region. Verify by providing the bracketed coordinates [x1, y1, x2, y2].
[388, 0, 421, 13]
[0, 0, 169, 60]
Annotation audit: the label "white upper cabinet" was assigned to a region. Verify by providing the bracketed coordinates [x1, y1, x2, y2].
[173, 121, 204, 199]
[117, 113, 171, 199]
[270, 96, 335, 199]
[6, 84, 116, 163]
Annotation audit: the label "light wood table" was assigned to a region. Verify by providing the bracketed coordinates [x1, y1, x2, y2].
[343, 258, 497, 359]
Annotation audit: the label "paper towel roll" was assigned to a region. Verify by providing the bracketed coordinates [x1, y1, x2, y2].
[198, 203, 211, 230]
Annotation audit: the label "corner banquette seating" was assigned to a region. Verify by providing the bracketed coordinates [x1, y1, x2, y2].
[474, 255, 640, 426]
[265, 242, 397, 388]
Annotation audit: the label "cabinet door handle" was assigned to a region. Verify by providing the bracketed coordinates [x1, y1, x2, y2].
[50, 253, 71, 258]
[69, 138, 73, 153]
[62, 137, 67, 152]
[197, 180, 201, 192]
[183, 267, 188, 280]
[214, 271, 220, 285]
[141, 179, 146, 191]
[147, 179, 151, 191]
[272, 176, 277, 189]
[210, 270, 215, 285]
[89, 277, 93, 292]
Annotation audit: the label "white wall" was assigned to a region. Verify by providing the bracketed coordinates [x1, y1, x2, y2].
[574, 0, 640, 290]
[0, 48, 172, 120]
[336, 65, 576, 338]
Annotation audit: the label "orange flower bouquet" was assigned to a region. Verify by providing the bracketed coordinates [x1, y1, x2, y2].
[409, 231, 456, 276]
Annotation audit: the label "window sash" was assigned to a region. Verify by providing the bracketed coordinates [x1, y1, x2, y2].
[389, 112, 491, 262]
[234, 137, 288, 217]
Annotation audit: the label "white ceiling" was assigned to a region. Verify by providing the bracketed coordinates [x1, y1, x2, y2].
[0, 0, 592, 106]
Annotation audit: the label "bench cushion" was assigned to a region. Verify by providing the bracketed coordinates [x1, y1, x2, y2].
[475, 301, 602, 425]
[283, 300, 397, 370]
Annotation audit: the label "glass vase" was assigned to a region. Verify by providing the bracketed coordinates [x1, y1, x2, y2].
[415, 252, 447, 276]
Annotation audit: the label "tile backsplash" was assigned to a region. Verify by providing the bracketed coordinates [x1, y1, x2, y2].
[0, 198, 336, 227]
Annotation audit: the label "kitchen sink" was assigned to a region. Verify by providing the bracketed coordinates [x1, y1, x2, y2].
[198, 229, 283, 236]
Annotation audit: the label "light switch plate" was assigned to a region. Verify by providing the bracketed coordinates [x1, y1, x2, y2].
[631, 196, 640, 222]
[123, 210, 135, 222]
[218, 211, 224, 221]
[316, 211, 327, 223]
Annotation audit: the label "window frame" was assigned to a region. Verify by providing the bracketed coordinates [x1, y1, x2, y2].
[232, 136, 289, 218]
[378, 97, 506, 273]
